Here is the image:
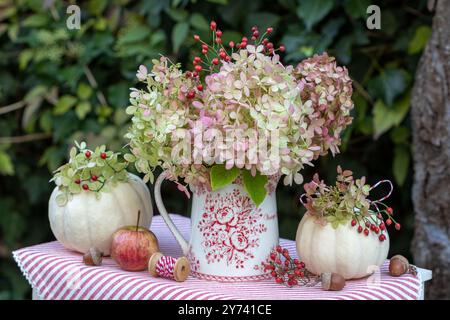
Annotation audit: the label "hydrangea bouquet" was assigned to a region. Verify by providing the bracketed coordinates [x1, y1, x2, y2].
[125, 21, 354, 206]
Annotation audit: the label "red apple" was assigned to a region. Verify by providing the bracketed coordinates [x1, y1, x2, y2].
[111, 211, 159, 271]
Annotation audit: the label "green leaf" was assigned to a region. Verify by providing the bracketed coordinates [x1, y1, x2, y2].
[206, 0, 228, 4]
[166, 8, 188, 22]
[390, 126, 410, 144]
[22, 97, 43, 129]
[75, 101, 92, 120]
[18, 49, 33, 69]
[172, 21, 189, 53]
[0, 151, 14, 175]
[39, 110, 53, 133]
[343, 0, 371, 18]
[22, 14, 49, 27]
[77, 83, 92, 100]
[87, 0, 108, 15]
[368, 69, 407, 106]
[296, 0, 334, 30]
[210, 164, 240, 191]
[372, 94, 410, 139]
[242, 170, 268, 207]
[393, 145, 410, 186]
[119, 25, 151, 44]
[53, 95, 77, 115]
[408, 25, 432, 55]
[189, 13, 209, 31]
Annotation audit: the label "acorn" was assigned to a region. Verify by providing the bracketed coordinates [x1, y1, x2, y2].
[321, 273, 346, 291]
[389, 255, 409, 277]
[83, 247, 103, 266]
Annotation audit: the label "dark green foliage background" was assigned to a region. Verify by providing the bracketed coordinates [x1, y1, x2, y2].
[0, 0, 432, 299]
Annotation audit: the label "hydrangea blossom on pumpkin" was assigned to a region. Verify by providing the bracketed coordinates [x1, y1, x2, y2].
[125, 46, 354, 189]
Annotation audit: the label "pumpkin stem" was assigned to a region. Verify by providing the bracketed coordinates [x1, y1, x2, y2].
[136, 210, 141, 232]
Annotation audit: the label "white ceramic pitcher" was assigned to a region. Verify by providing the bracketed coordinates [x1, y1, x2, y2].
[154, 171, 279, 281]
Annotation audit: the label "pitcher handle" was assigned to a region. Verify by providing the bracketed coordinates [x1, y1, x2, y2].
[154, 171, 189, 255]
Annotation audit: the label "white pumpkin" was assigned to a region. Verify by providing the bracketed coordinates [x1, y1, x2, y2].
[296, 214, 389, 279]
[49, 173, 153, 255]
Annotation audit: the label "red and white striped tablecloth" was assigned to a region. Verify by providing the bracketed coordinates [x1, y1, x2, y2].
[13, 214, 422, 300]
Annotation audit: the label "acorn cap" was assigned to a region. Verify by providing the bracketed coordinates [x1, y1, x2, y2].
[391, 255, 409, 268]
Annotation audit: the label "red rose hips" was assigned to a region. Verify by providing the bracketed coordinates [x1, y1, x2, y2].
[351, 219, 357, 227]
[100, 152, 107, 159]
[210, 21, 217, 30]
[193, 35, 200, 41]
[364, 228, 369, 236]
[197, 84, 203, 91]
[386, 207, 393, 214]
[386, 218, 392, 226]
[82, 184, 89, 190]
[75, 179, 81, 184]
[212, 58, 219, 65]
[187, 90, 195, 99]
[395, 223, 401, 230]
[85, 151, 91, 158]
[357, 226, 363, 233]
[91, 175, 98, 181]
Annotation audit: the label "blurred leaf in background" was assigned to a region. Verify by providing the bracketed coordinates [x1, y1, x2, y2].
[0, 0, 432, 299]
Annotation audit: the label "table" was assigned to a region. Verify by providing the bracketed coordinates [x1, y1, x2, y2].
[13, 214, 432, 300]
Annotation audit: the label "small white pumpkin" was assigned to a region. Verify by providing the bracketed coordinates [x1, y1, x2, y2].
[296, 214, 389, 279]
[49, 173, 153, 255]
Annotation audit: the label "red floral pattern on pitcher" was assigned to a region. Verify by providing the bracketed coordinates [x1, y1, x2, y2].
[197, 189, 267, 268]
[187, 248, 200, 272]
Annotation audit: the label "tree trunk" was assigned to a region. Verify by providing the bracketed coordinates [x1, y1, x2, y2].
[411, 0, 450, 300]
